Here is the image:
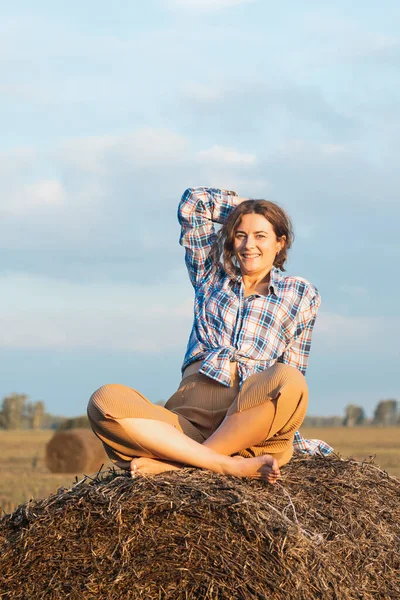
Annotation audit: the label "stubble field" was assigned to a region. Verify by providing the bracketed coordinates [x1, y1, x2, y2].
[1, 427, 399, 515]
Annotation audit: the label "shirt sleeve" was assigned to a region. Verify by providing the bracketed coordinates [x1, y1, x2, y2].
[178, 187, 241, 288]
[277, 285, 321, 376]
[293, 430, 334, 456]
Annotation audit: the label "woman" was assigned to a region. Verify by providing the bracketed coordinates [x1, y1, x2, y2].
[88, 187, 332, 484]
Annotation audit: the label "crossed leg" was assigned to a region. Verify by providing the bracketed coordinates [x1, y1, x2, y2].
[88, 364, 307, 484]
[116, 418, 280, 482]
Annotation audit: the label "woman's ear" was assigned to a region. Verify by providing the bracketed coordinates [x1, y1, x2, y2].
[278, 235, 286, 252]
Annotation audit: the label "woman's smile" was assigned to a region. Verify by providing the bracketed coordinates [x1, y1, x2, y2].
[241, 253, 261, 258]
[240, 253, 262, 265]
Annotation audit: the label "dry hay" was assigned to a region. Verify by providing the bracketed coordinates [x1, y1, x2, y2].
[45, 428, 108, 474]
[1, 456, 399, 600]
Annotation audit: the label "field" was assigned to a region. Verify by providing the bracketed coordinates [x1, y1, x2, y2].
[301, 426, 400, 476]
[1, 427, 399, 515]
[0, 430, 113, 515]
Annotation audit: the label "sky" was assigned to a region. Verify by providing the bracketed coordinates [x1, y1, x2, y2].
[1, 0, 399, 418]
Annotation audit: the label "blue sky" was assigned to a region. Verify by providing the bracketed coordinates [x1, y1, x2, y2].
[1, 0, 399, 418]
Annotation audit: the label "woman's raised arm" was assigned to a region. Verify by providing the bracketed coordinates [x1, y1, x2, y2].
[178, 187, 245, 288]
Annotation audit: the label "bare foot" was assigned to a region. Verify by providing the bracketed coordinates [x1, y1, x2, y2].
[226, 454, 280, 484]
[129, 455, 280, 484]
[129, 457, 182, 477]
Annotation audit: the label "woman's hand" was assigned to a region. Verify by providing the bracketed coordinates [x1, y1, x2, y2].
[222, 190, 248, 205]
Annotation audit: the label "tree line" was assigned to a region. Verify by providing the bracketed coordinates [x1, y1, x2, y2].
[0, 393, 398, 430]
[0, 393, 65, 430]
[303, 399, 399, 427]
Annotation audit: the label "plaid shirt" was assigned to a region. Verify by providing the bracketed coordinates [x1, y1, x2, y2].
[179, 187, 333, 457]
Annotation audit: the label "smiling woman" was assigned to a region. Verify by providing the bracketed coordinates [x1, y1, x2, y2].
[87, 187, 332, 483]
[234, 214, 284, 282]
[213, 198, 294, 296]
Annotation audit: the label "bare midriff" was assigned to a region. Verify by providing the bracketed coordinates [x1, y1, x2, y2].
[182, 360, 239, 383]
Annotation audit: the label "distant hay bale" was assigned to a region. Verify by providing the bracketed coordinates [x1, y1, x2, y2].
[45, 428, 107, 474]
[1, 457, 399, 600]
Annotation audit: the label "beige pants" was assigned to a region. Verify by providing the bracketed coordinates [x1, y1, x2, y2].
[87, 363, 308, 468]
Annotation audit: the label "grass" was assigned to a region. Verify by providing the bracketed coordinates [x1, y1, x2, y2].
[300, 426, 400, 477]
[0, 430, 112, 515]
[1, 427, 399, 515]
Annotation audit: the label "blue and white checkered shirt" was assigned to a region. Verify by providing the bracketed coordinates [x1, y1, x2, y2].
[179, 187, 333, 457]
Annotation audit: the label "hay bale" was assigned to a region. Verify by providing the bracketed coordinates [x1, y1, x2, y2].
[45, 428, 107, 474]
[1, 457, 399, 600]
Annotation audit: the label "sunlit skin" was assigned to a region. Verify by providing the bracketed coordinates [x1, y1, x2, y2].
[233, 212, 286, 296]
[117, 207, 287, 483]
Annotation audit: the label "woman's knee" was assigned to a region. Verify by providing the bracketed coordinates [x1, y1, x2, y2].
[270, 365, 308, 420]
[249, 363, 306, 395]
[88, 383, 127, 413]
[90, 383, 123, 401]
[274, 363, 306, 385]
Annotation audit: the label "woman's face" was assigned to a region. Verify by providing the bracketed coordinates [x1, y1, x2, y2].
[233, 213, 285, 278]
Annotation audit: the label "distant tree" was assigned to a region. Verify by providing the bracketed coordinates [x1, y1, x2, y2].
[31, 401, 45, 429]
[331, 416, 345, 427]
[373, 399, 398, 426]
[25, 402, 34, 428]
[301, 415, 343, 427]
[41, 413, 67, 430]
[344, 404, 365, 427]
[0, 395, 48, 430]
[1, 393, 28, 429]
[57, 415, 91, 431]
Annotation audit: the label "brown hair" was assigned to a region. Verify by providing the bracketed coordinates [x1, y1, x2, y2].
[212, 199, 294, 275]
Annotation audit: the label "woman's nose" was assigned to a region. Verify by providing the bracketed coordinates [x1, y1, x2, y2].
[244, 236, 256, 248]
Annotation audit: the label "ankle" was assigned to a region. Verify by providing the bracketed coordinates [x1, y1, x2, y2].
[218, 455, 236, 476]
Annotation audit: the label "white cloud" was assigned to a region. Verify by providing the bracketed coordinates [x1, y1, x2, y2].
[314, 311, 398, 352]
[25, 179, 65, 206]
[0, 304, 192, 352]
[278, 139, 351, 158]
[0, 124, 398, 297]
[118, 128, 188, 167]
[0, 83, 47, 103]
[166, 0, 255, 13]
[1, 275, 398, 362]
[0, 129, 271, 284]
[301, 11, 400, 65]
[0, 274, 193, 352]
[197, 145, 256, 166]
[58, 136, 116, 175]
[320, 143, 349, 155]
[58, 128, 189, 174]
[338, 285, 369, 298]
[0, 127, 189, 224]
[183, 82, 224, 103]
[0, 146, 37, 177]
[1, 178, 65, 217]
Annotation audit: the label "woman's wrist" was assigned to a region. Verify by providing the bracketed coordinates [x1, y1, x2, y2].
[221, 189, 248, 205]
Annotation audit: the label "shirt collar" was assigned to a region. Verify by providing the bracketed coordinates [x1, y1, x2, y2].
[269, 267, 282, 296]
[230, 266, 282, 296]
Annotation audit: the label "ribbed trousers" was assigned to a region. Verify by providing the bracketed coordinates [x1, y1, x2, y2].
[87, 363, 308, 468]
